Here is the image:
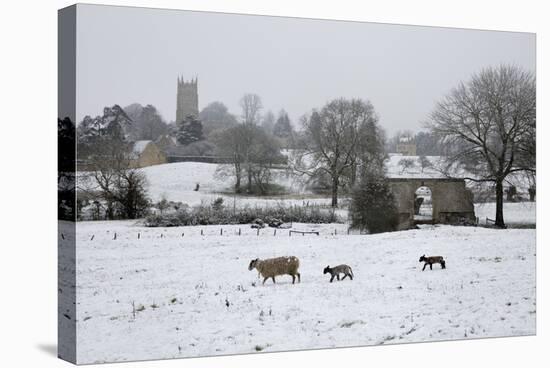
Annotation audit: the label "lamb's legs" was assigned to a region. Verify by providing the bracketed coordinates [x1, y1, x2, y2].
[342, 274, 348, 280]
[422, 263, 427, 271]
[336, 274, 340, 281]
[330, 275, 335, 283]
[297, 272, 301, 283]
[263, 277, 268, 284]
[429, 263, 433, 270]
[291, 274, 296, 284]
[271, 276, 276, 284]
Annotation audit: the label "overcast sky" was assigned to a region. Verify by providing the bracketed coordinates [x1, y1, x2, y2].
[75, 4, 535, 135]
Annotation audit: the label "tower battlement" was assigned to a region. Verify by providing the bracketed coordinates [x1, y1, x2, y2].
[176, 76, 199, 123]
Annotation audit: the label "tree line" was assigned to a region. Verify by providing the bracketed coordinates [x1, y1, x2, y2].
[73, 64, 535, 229]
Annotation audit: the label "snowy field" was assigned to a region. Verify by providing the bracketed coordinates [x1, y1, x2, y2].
[474, 202, 536, 226]
[78, 161, 537, 226]
[66, 222, 536, 364]
[78, 162, 331, 208]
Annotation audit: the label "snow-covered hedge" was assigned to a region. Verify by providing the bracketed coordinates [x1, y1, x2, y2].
[144, 203, 341, 227]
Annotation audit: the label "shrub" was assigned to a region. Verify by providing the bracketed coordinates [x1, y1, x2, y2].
[350, 173, 399, 233]
[211, 197, 224, 211]
[144, 203, 340, 227]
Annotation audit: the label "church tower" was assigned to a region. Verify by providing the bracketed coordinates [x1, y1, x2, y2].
[176, 76, 199, 123]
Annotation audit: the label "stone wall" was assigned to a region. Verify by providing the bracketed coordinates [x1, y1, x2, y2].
[388, 178, 476, 229]
[131, 143, 167, 168]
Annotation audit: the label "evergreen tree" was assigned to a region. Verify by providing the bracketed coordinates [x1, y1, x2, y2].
[177, 115, 204, 145]
[273, 110, 292, 139]
[350, 171, 399, 233]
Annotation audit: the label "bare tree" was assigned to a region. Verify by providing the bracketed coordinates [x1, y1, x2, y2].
[239, 93, 264, 192]
[213, 123, 281, 195]
[427, 65, 535, 228]
[292, 98, 380, 207]
[212, 125, 248, 193]
[247, 128, 282, 195]
[398, 158, 416, 174]
[418, 155, 433, 172]
[199, 101, 238, 138]
[239, 93, 263, 126]
[81, 136, 150, 220]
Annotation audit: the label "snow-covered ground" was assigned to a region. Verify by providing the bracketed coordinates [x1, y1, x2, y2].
[66, 222, 536, 364]
[79, 161, 537, 219]
[475, 202, 536, 225]
[78, 162, 331, 208]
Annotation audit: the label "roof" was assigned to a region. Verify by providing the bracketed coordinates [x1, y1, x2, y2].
[132, 140, 152, 155]
[398, 136, 414, 143]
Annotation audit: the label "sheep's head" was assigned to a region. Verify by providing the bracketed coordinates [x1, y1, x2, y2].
[248, 258, 259, 271]
[419, 255, 426, 262]
[323, 266, 330, 274]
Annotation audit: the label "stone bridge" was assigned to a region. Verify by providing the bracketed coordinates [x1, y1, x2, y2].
[388, 178, 476, 229]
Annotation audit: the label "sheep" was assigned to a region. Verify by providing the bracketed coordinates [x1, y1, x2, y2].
[419, 254, 446, 271]
[323, 264, 354, 282]
[248, 256, 301, 285]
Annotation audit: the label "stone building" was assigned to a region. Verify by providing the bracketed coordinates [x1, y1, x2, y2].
[129, 140, 167, 168]
[388, 177, 476, 229]
[155, 134, 177, 153]
[396, 136, 417, 156]
[176, 76, 199, 123]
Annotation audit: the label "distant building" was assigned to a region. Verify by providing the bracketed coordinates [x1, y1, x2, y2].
[396, 136, 417, 156]
[176, 76, 199, 123]
[129, 140, 167, 168]
[155, 134, 177, 153]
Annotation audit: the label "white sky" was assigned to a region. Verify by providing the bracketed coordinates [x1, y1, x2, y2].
[75, 4, 535, 135]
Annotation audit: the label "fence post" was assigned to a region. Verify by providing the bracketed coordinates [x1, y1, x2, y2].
[220, 228, 223, 236]
[114, 233, 117, 240]
[289, 230, 291, 237]
[238, 228, 241, 236]
[201, 229, 204, 236]
[274, 229, 277, 236]
[182, 232, 184, 237]
[257, 228, 260, 236]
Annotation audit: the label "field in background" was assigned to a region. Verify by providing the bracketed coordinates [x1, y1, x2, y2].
[137, 161, 536, 226]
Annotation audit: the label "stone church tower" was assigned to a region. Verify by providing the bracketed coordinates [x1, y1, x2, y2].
[176, 76, 199, 123]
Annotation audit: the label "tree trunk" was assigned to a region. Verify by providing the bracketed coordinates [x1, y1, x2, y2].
[331, 176, 339, 207]
[495, 180, 506, 228]
[235, 175, 241, 193]
[247, 166, 252, 193]
[234, 163, 241, 193]
[106, 202, 114, 220]
[350, 163, 357, 187]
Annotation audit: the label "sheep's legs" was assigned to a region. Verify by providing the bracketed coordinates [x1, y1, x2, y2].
[271, 276, 276, 284]
[297, 273, 301, 283]
[330, 275, 335, 283]
[336, 274, 340, 281]
[342, 274, 348, 280]
[263, 277, 268, 285]
[422, 263, 427, 271]
[429, 263, 433, 270]
[291, 274, 295, 284]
